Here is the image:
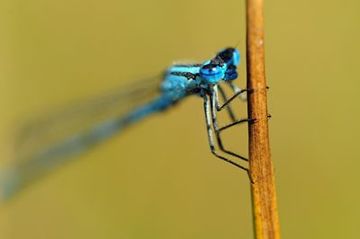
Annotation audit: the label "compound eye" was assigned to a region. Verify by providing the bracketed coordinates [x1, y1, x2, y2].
[218, 48, 234, 62]
[217, 48, 240, 66]
[232, 48, 240, 66]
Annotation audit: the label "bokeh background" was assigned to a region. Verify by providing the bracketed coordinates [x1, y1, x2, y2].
[1, 0, 360, 238]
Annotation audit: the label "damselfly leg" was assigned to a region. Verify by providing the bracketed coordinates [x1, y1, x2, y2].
[227, 81, 248, 101]
[214, 85, 250, 112]
[216, 81, 250, 122]
[210, 90, 250, 163]
[203, 94, 249, 172]
[217, 85, 237, 122]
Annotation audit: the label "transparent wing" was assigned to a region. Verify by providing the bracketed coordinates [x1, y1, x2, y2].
[0, 76, 162, 200]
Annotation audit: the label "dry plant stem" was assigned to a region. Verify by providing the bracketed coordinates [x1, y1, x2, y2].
[246, 0, 281, 239]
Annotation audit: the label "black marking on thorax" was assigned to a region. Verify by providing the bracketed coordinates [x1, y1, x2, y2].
[170, 71, 198, 80]
[172, 63, 202, 67]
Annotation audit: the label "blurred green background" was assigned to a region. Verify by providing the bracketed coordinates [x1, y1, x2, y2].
[1, 0, 360, 238]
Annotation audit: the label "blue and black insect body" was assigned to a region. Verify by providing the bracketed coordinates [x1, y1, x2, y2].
[0, 47, 252, 199]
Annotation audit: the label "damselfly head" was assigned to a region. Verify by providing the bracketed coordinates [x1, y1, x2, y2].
[199, 58, 226, 84]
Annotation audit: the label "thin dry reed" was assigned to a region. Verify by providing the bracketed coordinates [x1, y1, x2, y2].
[246, 0, 281, 238]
